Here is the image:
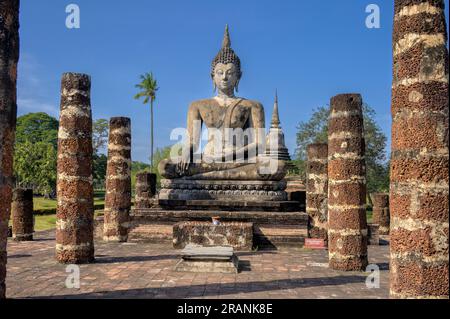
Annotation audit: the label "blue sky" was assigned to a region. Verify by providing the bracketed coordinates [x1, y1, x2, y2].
[18, 0, 449, 163]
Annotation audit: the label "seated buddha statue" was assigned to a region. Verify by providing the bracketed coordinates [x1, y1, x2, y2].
[158, 25, 287, 183]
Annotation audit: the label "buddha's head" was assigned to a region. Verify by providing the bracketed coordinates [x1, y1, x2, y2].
[211, 25, 242, 94]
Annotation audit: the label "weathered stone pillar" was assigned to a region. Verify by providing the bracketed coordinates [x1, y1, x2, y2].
[56, 73, 95, 264]
[0, 0, 20, 298]
[370, 193, 390, 235]
[328, 94, 368, 271]
[103, 117, 132, 242]
[390, 0, 449, 298]
[12, 189, 34, 241]
[306, 143, 328, 241]
[367, 224, 380, 246]
[135, 172, 156, 209]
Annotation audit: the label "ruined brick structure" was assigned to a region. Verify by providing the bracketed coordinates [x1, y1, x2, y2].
[103, 117, 132, 242]
[306, 143, 328, 241]
[173, 221, 253, 251]
[12, 189, 34, 241]
[56, 73, 95, 264]
[390, 0, 449, 298]
[328, 94, 368, 271]
[370, 193, 390, 235]
[135, 172, 156, 209]
[0, 0, 20, 298]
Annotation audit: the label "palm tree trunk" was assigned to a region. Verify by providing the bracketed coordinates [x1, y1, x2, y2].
[150, 100, 154, 172]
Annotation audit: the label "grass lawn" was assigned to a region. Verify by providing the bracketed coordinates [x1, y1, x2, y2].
[366, 210, 373, 224]
[34, 190, 106, 211]
[34, 214, 57, 231]
[23, 190, 107, 231]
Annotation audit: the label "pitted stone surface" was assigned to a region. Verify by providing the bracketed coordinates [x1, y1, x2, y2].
[0, 0, 20, 299]
[306, 143, 328, 241]
[103, 117, 132, 242]
[390, 0, 449, 299]
[56, 73, 95, 264]
[328, 94, 368, 271]
[370, 193, 390, 235]
[135, 172, 156, 209]
[11, 189, 34, 241]
[6, 230, 389, 299]
[173, 222, 253, 251]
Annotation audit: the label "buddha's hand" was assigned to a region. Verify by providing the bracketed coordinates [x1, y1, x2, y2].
[176, 154, 190, 174]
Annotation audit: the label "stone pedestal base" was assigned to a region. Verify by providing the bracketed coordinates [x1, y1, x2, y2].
[174, 258, 239, 274]
[159, 179, 287, 201]
[175, 245, 239, 274]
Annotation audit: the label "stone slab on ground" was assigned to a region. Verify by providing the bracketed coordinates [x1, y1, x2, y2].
[182, 244, 234, 258]
[6, 230, 390, 299]
[175, 244, 239, 274]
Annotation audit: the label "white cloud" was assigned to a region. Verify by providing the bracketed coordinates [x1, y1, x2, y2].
[17, 98, 59, 117]
[17, 53, 58, 117]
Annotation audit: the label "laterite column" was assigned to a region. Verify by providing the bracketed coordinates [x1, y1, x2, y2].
[370, 193, 390, 235]
[0, 0, 20, 298]
[135, 172, 156, 209]
[306, 143, 328, 241]
[103, 117, 132, 242]
[390, 0, 449, 298]
[328, 94, 368, 271]
[56, 73, 95, 264]
[12, 189, 34, 241]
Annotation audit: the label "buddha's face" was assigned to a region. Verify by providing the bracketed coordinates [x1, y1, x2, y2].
[213, 63, 239, 93]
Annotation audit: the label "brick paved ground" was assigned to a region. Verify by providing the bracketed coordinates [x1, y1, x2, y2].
[6, 230, 389, 299]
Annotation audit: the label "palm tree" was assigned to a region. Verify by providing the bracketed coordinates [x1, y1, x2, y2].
[134, 72, 159, 171]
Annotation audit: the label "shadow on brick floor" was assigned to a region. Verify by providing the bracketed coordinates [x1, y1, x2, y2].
[27, 275, 367, 299]
[94, 254, 180, 264]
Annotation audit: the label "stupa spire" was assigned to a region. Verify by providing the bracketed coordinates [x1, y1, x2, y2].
[265, 90, 291, 161]
[271, 90, 281, 128]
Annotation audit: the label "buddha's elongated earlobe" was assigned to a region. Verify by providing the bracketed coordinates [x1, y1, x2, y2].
[213, 82, 217, 93]
[235, 80, 240, 93]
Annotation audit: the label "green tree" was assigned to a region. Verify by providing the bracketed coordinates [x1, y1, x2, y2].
[14, 113, 59, 197]
[15, 112, 59, 148]
[92, 118, 109, 188]
[134, 72, 159, 172]
[93, 153, 107, 189]
[15, 141, 57, 197]
[295, 103, 389, 194]
[93, 118, 109, 154]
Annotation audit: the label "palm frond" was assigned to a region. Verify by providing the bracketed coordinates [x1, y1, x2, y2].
[134, 72, 159, 105]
